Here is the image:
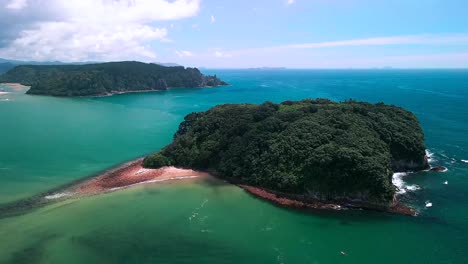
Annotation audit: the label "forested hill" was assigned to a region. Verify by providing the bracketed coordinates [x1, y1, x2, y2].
[143, 99, 428, 208]
[0, 61, 227, 96]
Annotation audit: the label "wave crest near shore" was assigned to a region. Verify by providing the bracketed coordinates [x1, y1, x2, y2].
[44, 192, 74, 200]
[392, 172, 420, 195]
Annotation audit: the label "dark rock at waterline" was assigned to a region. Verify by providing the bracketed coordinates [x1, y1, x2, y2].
[430, 166, 447, 172]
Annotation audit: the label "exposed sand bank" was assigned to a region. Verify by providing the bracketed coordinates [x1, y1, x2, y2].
[0, 83, 31, 90]
[0, 83, 30, 90]
[62, 159, 209, 197]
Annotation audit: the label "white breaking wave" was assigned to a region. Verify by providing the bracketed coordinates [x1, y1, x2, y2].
[44, 192, 74, 200]
[392, 172, 420, 195]
[426, 149, 435, 163]
[406, 185, 420, 191]
[461, 160, 468, 164]
[438, 167, 448, 172]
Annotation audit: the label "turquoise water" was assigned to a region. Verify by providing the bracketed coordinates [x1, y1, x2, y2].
[0, 69, 467, 263]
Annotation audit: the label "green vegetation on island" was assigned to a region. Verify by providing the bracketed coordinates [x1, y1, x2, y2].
[0, 61, 227, 96]
[144, 99, 428, 208]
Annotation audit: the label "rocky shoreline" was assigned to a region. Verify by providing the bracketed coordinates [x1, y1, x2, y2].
[22, 84, 229, 98]
[39, 157, 421, 216]
[0, 157, 422, 219]
[238, 184, 417, 216]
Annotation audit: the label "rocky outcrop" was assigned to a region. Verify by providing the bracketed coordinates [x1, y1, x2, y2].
[430, 166, 447, 172]
[203, 75, 228, 87]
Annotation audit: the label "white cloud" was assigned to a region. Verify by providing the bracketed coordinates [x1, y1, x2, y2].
[286, 0, 295, 5]
[214, 51, 232, 58]
[175, 50, 193, 58]
[211, 15, 216, 24]
[283, 34, 468, 49]
[0, 0, 201, 61]
[3, 22, 168, 61]
[6, 0, 27, 10]
[58, 0, 201, 23]
[227, 33, 468, 55]
[191, 33, 468, 68]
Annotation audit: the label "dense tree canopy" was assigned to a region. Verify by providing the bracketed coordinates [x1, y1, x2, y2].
[144, 99, 428, 206]
[0, 61, 227, 96]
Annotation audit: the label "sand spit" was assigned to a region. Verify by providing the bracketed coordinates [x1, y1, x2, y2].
[0, 83, 30, 90]
[59, 159, 209, 197]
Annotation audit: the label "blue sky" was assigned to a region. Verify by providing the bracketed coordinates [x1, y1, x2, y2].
[1, 0, 468, 68]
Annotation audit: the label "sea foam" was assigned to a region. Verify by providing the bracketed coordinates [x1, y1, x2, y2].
[426, 149, 435, 163]
[392, 172, 420, 195]
[44, 192, 74, 199]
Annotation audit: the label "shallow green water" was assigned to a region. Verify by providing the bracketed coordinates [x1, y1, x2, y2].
[1, 70, 468, 263]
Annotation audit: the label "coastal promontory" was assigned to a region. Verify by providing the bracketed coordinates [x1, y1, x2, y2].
[143, 99, 428, 211]
[0, 61, 227, 96]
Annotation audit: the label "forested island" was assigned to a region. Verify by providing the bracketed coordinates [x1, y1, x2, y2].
[143, 99, 428, 211]
[0, 61, 227, 96]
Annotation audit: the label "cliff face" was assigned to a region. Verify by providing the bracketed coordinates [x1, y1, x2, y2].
[392, 158, 429, 172]
[156, 79, 168, 90]
[0, 61, 228, 96]
[143, 99, 428, 209]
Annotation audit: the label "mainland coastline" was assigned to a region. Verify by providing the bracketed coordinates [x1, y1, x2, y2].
[0, 61, 228, 97]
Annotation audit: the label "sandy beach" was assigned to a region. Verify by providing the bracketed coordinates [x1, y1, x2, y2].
[0, 83, 30, 90]
[62, 159, 209, 196]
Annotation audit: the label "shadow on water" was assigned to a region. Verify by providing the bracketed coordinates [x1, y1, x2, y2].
[69, 227, 247, 264]
[2, 233, 59, 264]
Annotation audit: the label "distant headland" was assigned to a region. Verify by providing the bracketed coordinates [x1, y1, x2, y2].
[0, 61, 228, 97]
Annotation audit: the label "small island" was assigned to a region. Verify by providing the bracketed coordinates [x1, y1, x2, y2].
[10, 99, 430, 217]
[143, 99, 429, 213]
[0, 61, 227, 96]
